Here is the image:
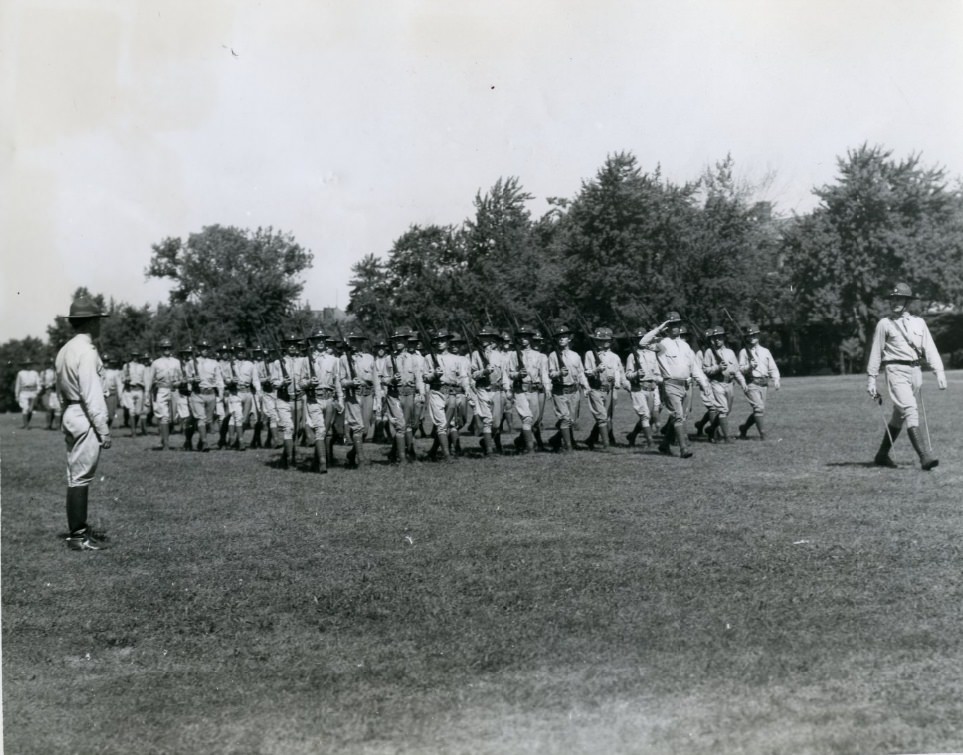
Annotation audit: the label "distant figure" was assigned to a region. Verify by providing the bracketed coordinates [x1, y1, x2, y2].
[866, 283, 947, 470]
[41, 360, 62, 429]
[55, 296, 111, 551]
[14, 359, 41, 429]
[737, 324, 781, 440]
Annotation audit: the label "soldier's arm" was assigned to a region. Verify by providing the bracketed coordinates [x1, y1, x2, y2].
[79, 350, 111, 439]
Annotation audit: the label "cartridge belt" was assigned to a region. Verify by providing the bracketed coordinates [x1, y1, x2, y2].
[388, 386, 416, 397]
[747, 376, 770, 387]
[552, 384, 579, 395]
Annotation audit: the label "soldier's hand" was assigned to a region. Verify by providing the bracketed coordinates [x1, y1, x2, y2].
[937, 373, 947, 390]
[415, 394, 424, 404]
[773, 380, 781, 391]
[393, 373, 402, 384]
[336, 402, 345, 413]
[101, 433, 112, 449]
[560, 367, 569, 377]
[518, 368, 527, 378]
[867, 376, 878, 399]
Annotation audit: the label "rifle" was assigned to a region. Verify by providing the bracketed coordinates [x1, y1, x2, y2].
[301, 326, 318, 402]
[374, 308, 399, 378]
[534, 313, 567, 384]
[457, 316, 487, 372]
[722, 307, 757, 371]
[334, 322, 357, 399]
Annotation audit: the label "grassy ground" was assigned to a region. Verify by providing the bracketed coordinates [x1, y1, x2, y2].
[3, 373, 962, 754]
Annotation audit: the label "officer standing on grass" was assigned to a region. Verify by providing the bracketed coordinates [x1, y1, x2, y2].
[55, 297, 111, 551]
[737, 324, 781, 440]
[14, 359, 41, 429]
[866, 282, 947, 471]
[121, 349, 148, 437]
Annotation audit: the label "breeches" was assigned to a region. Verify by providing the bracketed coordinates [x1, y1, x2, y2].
[745, 383, 768, 416]
[260, 393, 278, 425]
[474, 387, 494, 430]
[385, 393, 418, 433]
[514, 392, 541, 430]
[661, 381, 688, 424]
[274, 398, 299, 440]
[122, 388, 145, 415]
[551, 392, 579, 429]
[62, 404, 102, 487]
[18, 390, 38, 412]
[630, 389, 659, 425]
[885, 364, 922, 428]
[174, 393, 191, 420]
[709, 382, 734, 417]
[344, 395, 370, 434]
[151, 386, 175, 423]
[305, 398, 338, 438]
[45, 391, 61, 412]
[105, 394, 119, 423]
[587, 388, 613, 425]
[189, 392, 217, 424]
[227, 391, 254, 427]
[428, 391, 458, 433]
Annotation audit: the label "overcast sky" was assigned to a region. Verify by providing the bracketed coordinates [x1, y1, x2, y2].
[2, 0, 962, 342]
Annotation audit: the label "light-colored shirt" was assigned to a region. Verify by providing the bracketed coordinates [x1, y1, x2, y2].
[548, 348, 590, 390]
[310, 352, 343, 397]
[583, 348, 628, 390]
[269, 356, 310, 397]
[507, 348, 552, 392]
[122, 361, 147, 388]
[738, 344, 780, 386]
[146, 356, 184, 390]
[625, 348, 662, 385]
[639, 329, 709, 388]
[231, 359, 261, 392]
[702, 345, 747, 388]
[55, 333, 109, 436]
[340, 352, 382, 400]
[14, 369, 40, 395]
[185, 357, 225, 391]
[470, 347, 511, 391]
[425, 351, 470, 391]
[866, 313, 944, 378]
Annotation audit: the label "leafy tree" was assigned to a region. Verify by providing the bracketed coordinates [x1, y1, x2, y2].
[146, 225, 314, 347]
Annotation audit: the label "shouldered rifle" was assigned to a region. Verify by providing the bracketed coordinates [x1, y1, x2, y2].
[574, 308, 604, 390]
[374, 308, 399, 377]
[413, 317, 437, 372]
[534, 313, 566, 383]
[458, 316, 487, 370]
[722, 307, 756, 370]
[335, 322, 357, 398]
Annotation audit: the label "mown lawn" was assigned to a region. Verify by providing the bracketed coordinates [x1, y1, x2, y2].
[3, 373, 962, 754]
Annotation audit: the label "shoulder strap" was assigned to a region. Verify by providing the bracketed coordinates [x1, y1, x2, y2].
[890, 317, 924, 360]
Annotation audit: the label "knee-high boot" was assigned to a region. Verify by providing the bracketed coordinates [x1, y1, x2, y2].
[873, 425, 901, 467]
[907, 426, 938, 471]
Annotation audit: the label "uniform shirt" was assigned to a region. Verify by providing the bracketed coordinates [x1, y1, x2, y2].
[738, 344, 780, 385]
[269, 356, 309, 397]
[381, 351, 425, 392]
[310, 352, 343, 395]
[583, 348, 627, 390]
[866, 313, 944, 378]
[625, 348, 661, 385]
[146, 356, 184, 390]
[507, 348, 552, 392]
[14, 369, 40, 395]
[55, 333, 109, 437]
[548, 348, 590, 390]
[340, 351, 382, 400]
[639, 329, 710, 387]
[374, 354, 392, 383]
[42, 367, 57, 390]
[424, 351, 470, 391]
[470, 347, 511, 391]
[185, 357, 225, 392]
[219, 359, 235, 387]
[701, 346, 745, 386]
[232, 359, 261, 392]
[103, 368, 122, 397]
[255, 360, 274, 394]
[122, 361, 148, 388]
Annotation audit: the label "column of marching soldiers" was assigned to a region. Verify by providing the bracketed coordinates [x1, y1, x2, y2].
[91, 311, 780, 471]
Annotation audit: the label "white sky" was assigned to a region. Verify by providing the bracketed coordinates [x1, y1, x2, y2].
[2, 0, 962, 342]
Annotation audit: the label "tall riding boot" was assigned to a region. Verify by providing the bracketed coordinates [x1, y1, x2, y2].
[717, 416, 732, 443]
[755, 414, 767, 440]
[352, 435, 365, 468]
[739, 414, 756, 439]
[597, 423, 609, 449]
[493, 431, 503, 454]
[522, 428, 535, 453]
[325, 435, 335, 467]
[641, 424, 654, 448]
[481, 431, 493, 456]
[694, 411, 710, 436]
[66, 486, 89, 534]
[907, 426, 938, 470]
[548, 431, 561, 451]
[706, 411, 720, 442]
[183, 422, 194, 451]
[159, 423, 170, 450]
[405, 429, 416, 461]
[873, 425, 900, 467]
[314, 440, 327, 473]
[563, 426, 575, 452]
[533, 427, 545, 451]
[439, 432, 453, 461]
[393, 433, 406, 465]
[627, 420, 643, 446]
[585, 425, 599, 450]
[678, 427, 693, 458]
[218, 416, 229, 449]
[658, 421, 675, 455]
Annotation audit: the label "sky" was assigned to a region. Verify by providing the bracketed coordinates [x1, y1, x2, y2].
[2, 0, 962, 342]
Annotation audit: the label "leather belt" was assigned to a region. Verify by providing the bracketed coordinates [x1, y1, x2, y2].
[881, 360, 920, 368]
[552, 384, 579, 395]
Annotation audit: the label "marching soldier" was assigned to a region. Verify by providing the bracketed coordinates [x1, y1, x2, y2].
[226, 343, 260, 450]
[624, 329, 663, 448]
[270, 333, 310, 469]
[469, 326, 510, 456]
[447, 332, 472, 454]
[175, 347, 195, 446]
[255, 345, 280, 449]
[547, 324, 590, 452]
[583, 327, 627, 450]
[216, 344, 234, 449]
[121, 349, 148, 437]
[305, 330, 344, 473]
[382, 326, 425, 463]
[867, 282, 946, 470]
[145, 337, 183, 450]
[372, 338, 391, 443]
[101, 353, 122, 429]
[507, 324, 551, 453]
[737, 324, 781, 440]
[408, 333, 432, 439]
[639, 312, 712, 458]
[423, 330, 469, 461]
[498, 330, 516, 436]
[183, 340, 224, 452]
[699, 326, 747, 443]
[55, 296, 111, 551]
[531, 330, 551, 449]
[13, 358, 41, 429]
[340, 332, 381, 468]
[40, 360, 62, 430]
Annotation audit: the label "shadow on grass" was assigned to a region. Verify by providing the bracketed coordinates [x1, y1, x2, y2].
[825, 461, 898, 468]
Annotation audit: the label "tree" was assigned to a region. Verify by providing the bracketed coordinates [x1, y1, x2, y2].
[146, 225, 314, 347]
[783, 144, 963, 367]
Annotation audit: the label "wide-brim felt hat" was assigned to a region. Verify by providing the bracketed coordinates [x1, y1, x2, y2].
[63, 297, 108, 320]
[555, 324, 574, 336]
[745, 324, 761, 335]
[516, 323, 537, 336]
[478, 326, 498, 338]
[282, 334, 303, 344]
[432, 330, 451, 341]
[591, 327, 614, 340]
[346, 331, 367, 341]
[886, 282, 916, 299]
[392, 326, 413, 339]
[308, 329, 327, 341]
[158, 338, 173, 348]
[710, 325, 725, 337]
[449, 332, 466, 344]
[664, 311, 682, 323]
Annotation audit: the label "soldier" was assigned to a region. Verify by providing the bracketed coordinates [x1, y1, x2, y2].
[469, 326, 511, 456]
[255, 345, 280, 449]
[867, 282, 947, 470]
[700, 326, 747, 443]
[269, 333, 310, 469]
[39, 360, 62, 430]
[339, 332, 381, 468]
[121, 349, 148, 436]
[447, 332, 472, 454]
[214, 344, 234, 449]
[145, 337, 183, 450]
[423, 330, 469, 461]
[624, 328, 663, 448]
[55, 297, 112, 551]
[13, 358, 41, 429]
[225, 343, 260, 450]
[583, 327, 627, 450]
[175, 347, 196, 446]
[408, 333, 432, 440]
[381, 326, 425, 463]
[498, 330, 516, 436]
[183, 340, 224, 452]
[372, 338, 391, 443]
[737, 324, 781, 440]
[639, 312, 712, 458]
[305, 329, 344, 473]
[547, 324, 590, 452]
[101, 353, 122, 429]
[530, 330, 551, 450]
[507, 324, 551, 453]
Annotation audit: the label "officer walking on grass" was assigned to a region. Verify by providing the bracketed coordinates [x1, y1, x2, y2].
[737, 324, 781, 440]
[14, 359, 41, 429]
[866, 282, 947, 471]
[55, 297, 112, 551]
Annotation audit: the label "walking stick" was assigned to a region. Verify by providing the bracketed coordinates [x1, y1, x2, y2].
[874, 394, 896, 449]
[919, 384, 933, 451]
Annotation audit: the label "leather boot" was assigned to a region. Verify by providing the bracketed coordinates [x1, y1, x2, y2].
[548, 431, 561, 451]
[353, 436, 365, 467]
[66, 486, 89, 534]
[493, 432, 503, 454]
[907, 426, 938, 470]
[873, 425, 900, 467]
[251, 421, 262, 449]
[280, 439, 294, 469]
[597, 423, 609, 449]
[658, 421, 675, 455]
[717, 416, 732, 443]
[641, 424, 654, 448]
[183, 425, 194, 451]
[513, 434, 525, 451]
[564, 426, 576, 452]
[739, 414, 755, 439]
[325, 435, 335, 467]
[533, 428, 545, 451]
[627, 420, 642, 446]
[481, 431, 493, 456]
[439, 432, 453, 461]
[522, 428, 535, 453]
[694, 411, 710, 436]
[678, 428, 693, 458]
[706, 412, 720, 442]
[393, 433, 406, 464]
[585, 425, 599, 450]
[159, 423, 170, 449]
[755, 414, 767, 440]
[314, 440, 327, 473]
[405, 429, 416, 461]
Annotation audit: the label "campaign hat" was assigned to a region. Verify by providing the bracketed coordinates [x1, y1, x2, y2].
[745, 323, 761, 335]
[233, 341, 247, 351]
[346, 330, 367, 341]
[886, 282, 916, 299]
[555, 323, 574, 337]
[515, 323, 537, 336]
[374, 339, 388, 349]
[591, 327, 614, 340]
[308, 329, 327, 341]
[710, 325, 726, 337]
[664, 311, 682, 324]
[196, 339, 211, 349]
[531, 330, 544, 341]
[178, 346, 193, 354]
[432, 329, 451, 341]
[282, 333, 303, 344]
[63, 296, 108, 320]
[158, 337, 173, 348]
[449, 332, 466, 344]
[678, 324, 689, 335]
[478, 325, 499, 338]
[391, 326, 413, 340]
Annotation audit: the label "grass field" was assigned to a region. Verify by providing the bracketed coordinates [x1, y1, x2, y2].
[3, 373, 963, 754]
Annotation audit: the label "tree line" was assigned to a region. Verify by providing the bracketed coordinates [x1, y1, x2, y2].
[4, 144, 962, 412]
